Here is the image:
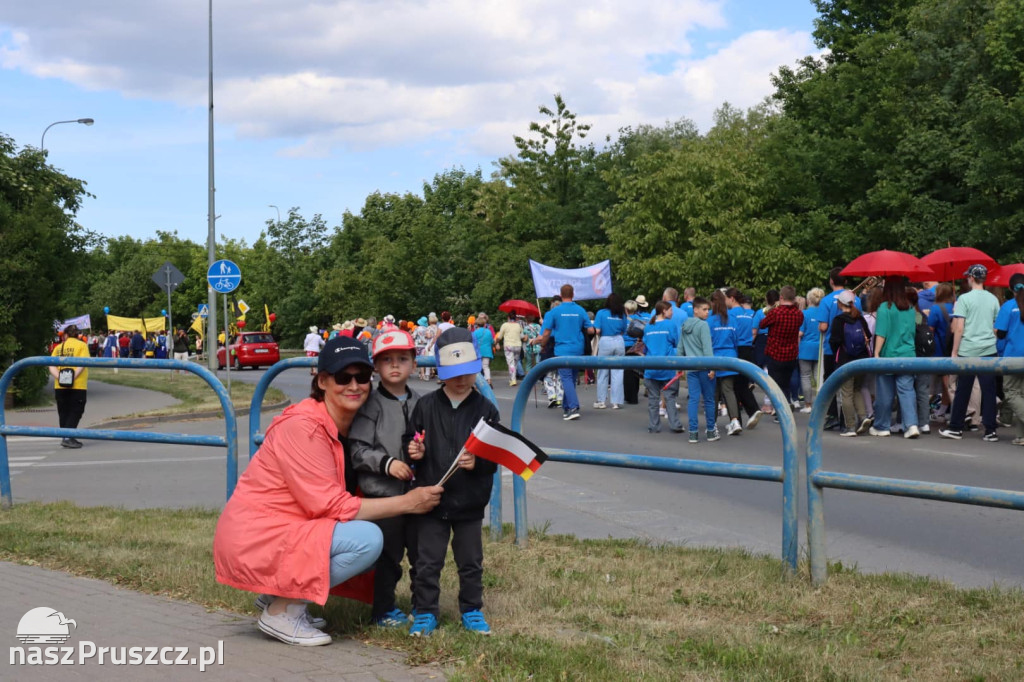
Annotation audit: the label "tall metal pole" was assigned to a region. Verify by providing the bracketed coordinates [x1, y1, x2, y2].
[205, 0, 218, 370]
[165, 266, 173, 335]
[223, 294, 231, 395]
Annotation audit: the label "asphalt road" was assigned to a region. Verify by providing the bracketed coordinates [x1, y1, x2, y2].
[6, 365, 1024, 589]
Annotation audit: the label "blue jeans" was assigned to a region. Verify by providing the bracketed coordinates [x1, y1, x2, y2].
[645, 377, 682, 432]
[329, 521, 383, 587]
[873, 374, 918, 431]
[558, 367, 579, 411]
[949, 358, 998, 433]
[687, 371, 717, 433]
[596, 335, 625, 405]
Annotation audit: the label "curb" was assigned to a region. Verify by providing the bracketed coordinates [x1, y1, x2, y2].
[91, 398, 292, 429]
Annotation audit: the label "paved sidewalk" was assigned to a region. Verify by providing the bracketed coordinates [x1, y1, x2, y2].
[4, 562, 445, 681]
[6, 380, 179, 429]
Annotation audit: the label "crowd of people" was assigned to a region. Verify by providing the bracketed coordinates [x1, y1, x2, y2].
[52, 328, 194, 361]
[304, 265, 1024, 447]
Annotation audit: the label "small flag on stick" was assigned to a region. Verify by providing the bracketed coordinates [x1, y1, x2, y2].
[463, 419, 548, 480]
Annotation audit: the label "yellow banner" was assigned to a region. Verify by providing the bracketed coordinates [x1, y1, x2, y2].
[190, 316, 205, 336]
[106, 315, 166, 333]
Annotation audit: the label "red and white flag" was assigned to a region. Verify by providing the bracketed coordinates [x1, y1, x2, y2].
[464, 419, 548, 480]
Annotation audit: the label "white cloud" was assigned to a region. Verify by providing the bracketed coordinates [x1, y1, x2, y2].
[1, 1, 816, 156]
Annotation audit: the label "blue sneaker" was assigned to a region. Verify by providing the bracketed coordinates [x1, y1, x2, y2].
[461, 610, 492, 635]
[408, 612, 437, 637]
[374, 608, 409, 628]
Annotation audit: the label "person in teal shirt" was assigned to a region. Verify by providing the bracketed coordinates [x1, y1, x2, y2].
[871, 276, 919, 438]
[941, 264, 1001, 441]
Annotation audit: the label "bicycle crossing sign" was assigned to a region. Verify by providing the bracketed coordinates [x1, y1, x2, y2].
[207, 260, 241, 294]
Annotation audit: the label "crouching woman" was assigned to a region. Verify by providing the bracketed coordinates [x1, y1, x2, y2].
[214, 336, 442, 646]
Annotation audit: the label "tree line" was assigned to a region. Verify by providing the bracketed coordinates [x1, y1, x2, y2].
[3, 0, 1022, 403]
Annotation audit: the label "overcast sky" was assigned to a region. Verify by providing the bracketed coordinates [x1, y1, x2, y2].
[1, 0, 819, 247]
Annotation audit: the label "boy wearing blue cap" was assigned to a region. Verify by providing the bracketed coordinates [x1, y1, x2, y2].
[404, 327, 499, 637]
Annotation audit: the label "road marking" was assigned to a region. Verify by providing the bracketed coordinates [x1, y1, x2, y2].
[8, 456, 47, 468]
[31, 455, 223, 468]
[912, 448, 978, 459]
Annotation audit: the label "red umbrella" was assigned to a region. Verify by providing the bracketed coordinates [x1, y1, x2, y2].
[840, 250, 937, 280]
[989, 263, 1024, 288]
[498, 299, 541, 317]
[920, 247, 998, 281]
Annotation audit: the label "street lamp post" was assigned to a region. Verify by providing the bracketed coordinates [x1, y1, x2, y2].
[268, 205, 281, 222]
[40, 118, 94, 151]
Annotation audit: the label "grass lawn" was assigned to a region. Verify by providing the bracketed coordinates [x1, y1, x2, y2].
[90, 368, 287, 419]
[1, 502, 1021, 680]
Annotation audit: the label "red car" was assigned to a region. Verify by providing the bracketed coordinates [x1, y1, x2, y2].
[217, 332, 280, 370]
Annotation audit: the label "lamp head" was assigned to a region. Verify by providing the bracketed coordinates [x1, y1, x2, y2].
[77, 118, 94, 126]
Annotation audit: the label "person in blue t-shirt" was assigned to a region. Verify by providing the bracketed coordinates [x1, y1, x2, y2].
[797, 288, 825, 413]
[533, 284, 595, 421]
[926, 283, 955, 420]
[725, 288, 763, 429]
[642, 301, 682, 433]
[680, 287, 696, 319]
[662, 287, 689, 335]
[709, 291, 744, 436]
[996, 274, 1024, 446]
[622, 299, 650, 405]
[593, 293, 627, 409]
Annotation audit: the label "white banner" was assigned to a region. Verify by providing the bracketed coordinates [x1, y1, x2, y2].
[529, 259, 613, 301]
[56, 314, 92, 331]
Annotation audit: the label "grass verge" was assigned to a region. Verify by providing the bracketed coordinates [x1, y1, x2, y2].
[1, 503, 1022, 680]
[90, 368, 287, 419]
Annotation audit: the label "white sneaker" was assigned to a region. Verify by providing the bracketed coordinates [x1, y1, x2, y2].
[611, 404, 622, 410]
[719, 405, 728, 417]
[799, 406, 812, 414]
[258, 603, 332, 646]
[727, 419, 742, 436]
[593, 401, 607, 409]
[920, 424, 930, 434]
[745, 411, 763, 430]
[255, 594, 327, 630]
[869, 427, 891, 437]
[659, 407, 668, 417]
[904, 425, 920, 439]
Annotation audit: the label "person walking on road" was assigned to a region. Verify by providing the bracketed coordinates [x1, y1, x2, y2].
[304, 325, 326, 376]
[996, 273, 1024, 446]
[496, 313, 524, 387]
[593, 293, 627, 409]
[940, 265, 1001, 442]
[533, 284, 594, 421]
[49, 325, 90, 449]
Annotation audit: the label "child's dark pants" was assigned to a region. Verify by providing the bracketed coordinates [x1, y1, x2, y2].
[413, 516, 484, 617]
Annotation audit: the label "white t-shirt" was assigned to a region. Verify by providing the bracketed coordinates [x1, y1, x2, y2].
[303, 332, 325, 353]
[437, 322, 455, 335]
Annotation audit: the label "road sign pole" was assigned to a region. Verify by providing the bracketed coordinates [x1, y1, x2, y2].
[223, 293, 231, 396]
[165, 266, 173, 336]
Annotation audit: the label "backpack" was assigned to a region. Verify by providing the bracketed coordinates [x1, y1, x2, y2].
[841, 319, 869, 360]
[914, 312, 936, 357]
[626, 316, 646, 339]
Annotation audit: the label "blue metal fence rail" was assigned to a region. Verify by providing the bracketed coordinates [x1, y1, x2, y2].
[0, 357, 239, 507]
[806, 356, 1024, 585]
[247, 355, 506, 539]
[510, 356, 800, 573]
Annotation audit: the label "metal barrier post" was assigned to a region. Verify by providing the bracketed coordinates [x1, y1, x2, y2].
[510, 355, 800, 573]
[806, 356, 1024, 585]
[248, 355, 505, 540]
[0, 357, 238, 507]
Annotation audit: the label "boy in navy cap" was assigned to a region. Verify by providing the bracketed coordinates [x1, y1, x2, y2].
[404, 327, 499, 637]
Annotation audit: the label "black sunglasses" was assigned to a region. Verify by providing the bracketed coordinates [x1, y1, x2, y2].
[334, 366, 373, 385]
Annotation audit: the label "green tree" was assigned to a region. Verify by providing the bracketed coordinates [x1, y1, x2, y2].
[0, 135, 91, 403]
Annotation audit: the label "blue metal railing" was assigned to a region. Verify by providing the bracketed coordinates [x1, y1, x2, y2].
[0, 357, 239, 507]
[806, 356, 1024, 584]
[510, 356, 800, 573]
[247, 355, 505, 539]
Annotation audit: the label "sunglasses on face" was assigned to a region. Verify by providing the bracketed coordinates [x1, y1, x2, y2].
[334, 366, 373, 385]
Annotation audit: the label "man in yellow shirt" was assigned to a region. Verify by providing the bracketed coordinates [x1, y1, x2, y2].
[49, 325, 90, 449]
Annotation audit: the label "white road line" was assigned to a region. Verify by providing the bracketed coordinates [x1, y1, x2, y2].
[30, 455, 223, 468]
[3, 437, 62, 444]
[9, 456, 46, 461]
[912, 448, 978, 459]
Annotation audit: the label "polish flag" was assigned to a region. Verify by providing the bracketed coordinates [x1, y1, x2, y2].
[463, 419, 548, 480]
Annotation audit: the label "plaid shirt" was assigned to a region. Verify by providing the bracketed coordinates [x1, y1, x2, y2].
[759, 304, 804, 362]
